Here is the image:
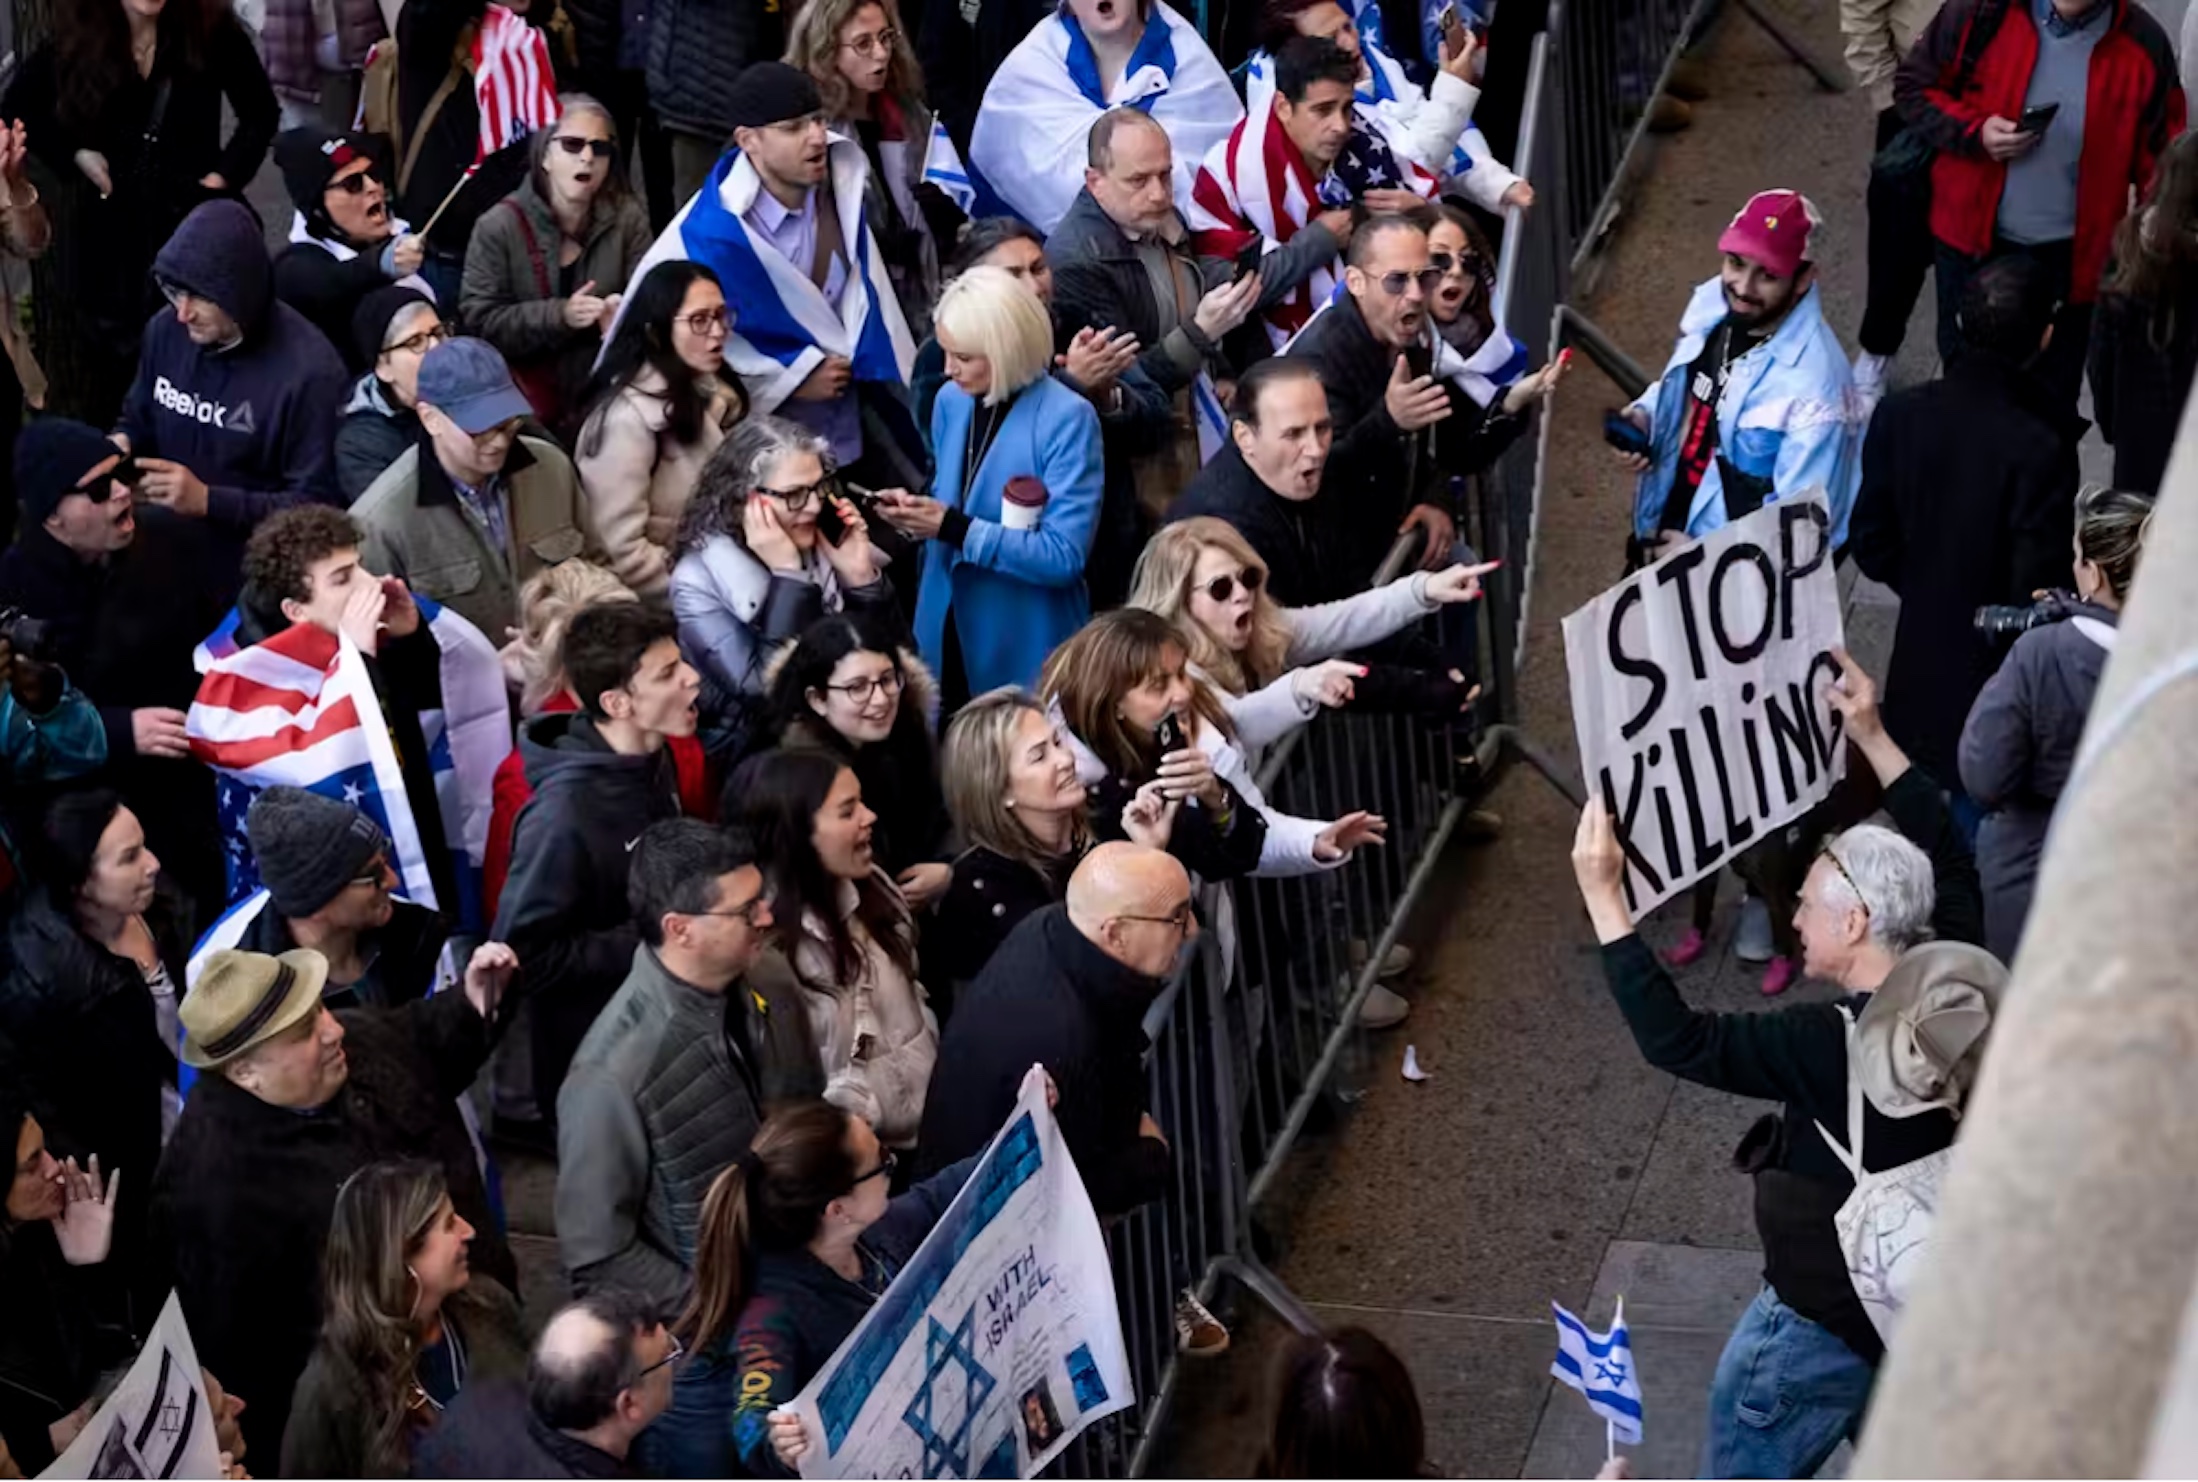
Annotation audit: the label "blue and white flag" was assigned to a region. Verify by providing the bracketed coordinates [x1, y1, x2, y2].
[920, 118, 978, 216]
[1551, 1298, 1644, 1444]
[1193, 370, 1229, 465]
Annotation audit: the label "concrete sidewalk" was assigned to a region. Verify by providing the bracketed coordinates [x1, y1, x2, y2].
[1152, 1, 1904, 1474]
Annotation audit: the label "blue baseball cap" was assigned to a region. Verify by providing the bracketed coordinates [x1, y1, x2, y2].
[416, 336, 534, 434]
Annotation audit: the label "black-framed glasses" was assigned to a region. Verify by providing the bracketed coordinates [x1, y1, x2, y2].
[1817, 842, 1872, 918]
[1201, 566, 1263, 604]
[347, 854, 391, 890]
[825, 669, 904, 705]
[552, 135, 618, 159]
[1115, 900, 1195, 935]
[384, 322, 451, 358]
[638, 1330, 686, 1378]
[1375, 267, 1445, 296]
[754, 476, 838, 514]
[841, 25, 899, 55]
[689, 889, 771, 929]
[329, 169, 384, 195]
[851, 1147, 898, 1188]
[155, 277, 198, 309]
[69, 456, 142, 502]
[676, 306, 731, 337]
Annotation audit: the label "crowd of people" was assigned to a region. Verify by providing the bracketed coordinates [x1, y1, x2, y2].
[0, 0, 2183, 1471]
[0, 0, 1552, 1474]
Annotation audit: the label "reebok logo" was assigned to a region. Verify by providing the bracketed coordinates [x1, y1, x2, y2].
[153, 376, 256, 434]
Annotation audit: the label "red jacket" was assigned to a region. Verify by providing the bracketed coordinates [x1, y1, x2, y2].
[482, 691, 714, 921]
[1895, 0, 2184, 303]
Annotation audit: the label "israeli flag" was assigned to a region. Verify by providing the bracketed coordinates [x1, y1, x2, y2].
[921, 118, 978, 215]
[1193, 370, 1228, 464]
[1551, 1298, 1644, 1444]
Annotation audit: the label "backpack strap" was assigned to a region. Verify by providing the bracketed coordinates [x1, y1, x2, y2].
[397, 22, 479, 197]
[1815, 1005, 1867, 1178]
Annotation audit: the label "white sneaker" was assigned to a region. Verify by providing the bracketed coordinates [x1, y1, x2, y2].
[1735, 894, 1775, 964]
[1358, 982, 1412, 1029]
[1851, 351, 1889, 415]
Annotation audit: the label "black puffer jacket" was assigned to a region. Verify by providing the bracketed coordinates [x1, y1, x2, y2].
[143, 995, 511, 1464]
[0, 890, 189, 1294]
[645, 0, 786, 139]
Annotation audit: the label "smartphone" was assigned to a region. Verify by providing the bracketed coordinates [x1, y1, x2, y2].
[1155, 710, 1188, 757]
[817, 481, 880, 545]
[1435, 0, 1465, 49]
[816, 498, 848, 545]
[1603, 408, 1654, 457]
[1232, 240, 1264, 283]
[2017, 102, 2059, 134]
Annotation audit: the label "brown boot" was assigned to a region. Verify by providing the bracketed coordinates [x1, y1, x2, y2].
[1647, 95, 1694, 133]
[1664, 55, 1712, 100]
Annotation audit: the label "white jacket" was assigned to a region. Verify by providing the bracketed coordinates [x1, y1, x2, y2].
[1208, 572, 1442, 753]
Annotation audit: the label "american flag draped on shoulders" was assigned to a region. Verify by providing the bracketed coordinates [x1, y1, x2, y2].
[186, 599, 510, 934]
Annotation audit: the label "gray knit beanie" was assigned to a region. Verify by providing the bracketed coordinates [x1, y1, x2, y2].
[245, 786, 390, 919]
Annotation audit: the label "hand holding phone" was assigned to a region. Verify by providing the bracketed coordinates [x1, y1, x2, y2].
[1155, 710, 1188, 756]
[1603, 408, 1653, 458]
[2017, 102, 2059, 134]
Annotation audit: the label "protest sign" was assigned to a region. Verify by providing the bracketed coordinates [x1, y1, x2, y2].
[1562, 492, 1846, 915]
[787, 1069, 1134, 1478]
[43, 1292, 224, 1480]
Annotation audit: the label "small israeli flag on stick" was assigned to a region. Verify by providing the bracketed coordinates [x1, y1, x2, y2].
[1551, 1296, 1644, 1457]
[1192, 371, 1229, 465]
[920, 119, 978, 215]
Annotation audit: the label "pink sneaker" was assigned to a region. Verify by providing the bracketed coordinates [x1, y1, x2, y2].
[1760, 956, 1799, 997]
[1664, 928, 1708, 968]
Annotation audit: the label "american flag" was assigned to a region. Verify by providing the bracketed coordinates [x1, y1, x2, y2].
[187, 620, 444, 914]
[471, 4, 561, 163]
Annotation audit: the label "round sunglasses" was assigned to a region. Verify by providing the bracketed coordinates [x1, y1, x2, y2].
[1201, 566, 1264, 603]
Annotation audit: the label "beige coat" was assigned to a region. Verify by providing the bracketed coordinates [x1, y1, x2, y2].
[574, 368, 742, 599]
[1843, 0, 1946, 110]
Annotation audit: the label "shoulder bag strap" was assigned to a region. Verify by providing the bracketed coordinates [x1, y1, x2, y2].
[503, 199, 553, 298]
[1815, 1005, 1867, 1177]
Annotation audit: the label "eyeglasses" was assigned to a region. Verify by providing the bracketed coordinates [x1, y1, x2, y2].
[841, 26, 899, 56]
[1201, 566, 1263, 604]
[1817, 842, 1873, 918]
[754, 476, 838, 513]
[154, 277, 199, 309]
[1115, 900, 1195, 935]
[638, 1330, 686, 1378]
[329, 169, 384, 196]
[551, 135, 618, 160]
[68, 456, 143, 502]
[383, 322, 451, 358]
[675, 307, 731, 337]
[347, 855, 390, 890]
[825, 669, 904, 705]
[851, 1147, 898, 1188]
[1374, 267, 1445, 296]
[688, 889, 771, 929]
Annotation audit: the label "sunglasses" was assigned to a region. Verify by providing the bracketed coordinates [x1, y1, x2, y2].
[552, 135, 618, 160]
[851, 1147, 898, 1188]
[329, 169, 384, 195]
[1817, 842, 1873, 918]
[68, 456, 143, 502]
[1201, 566, 1263, 604]
[347, 854, 391, 890]
[384, 322, 451, 358]
[1374, 267, 1446, 296]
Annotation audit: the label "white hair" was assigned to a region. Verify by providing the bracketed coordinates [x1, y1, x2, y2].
[1821, 823, 1935, 952]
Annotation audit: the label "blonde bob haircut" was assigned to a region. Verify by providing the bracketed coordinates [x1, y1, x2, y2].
[1127, 518, 1295, 696]
[934, 265, 1055, 405]
[1039, 607, 1235, 781]
[511, 560, 639, 712]
[941, 687, 1089, 880]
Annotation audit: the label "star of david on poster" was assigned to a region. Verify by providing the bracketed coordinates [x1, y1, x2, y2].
[902, 1303, 997, 1476]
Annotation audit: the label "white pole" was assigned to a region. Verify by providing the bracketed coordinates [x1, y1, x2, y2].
[1607, 1418, 1616, 1464]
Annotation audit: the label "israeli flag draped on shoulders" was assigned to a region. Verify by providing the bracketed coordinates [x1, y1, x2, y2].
[1283, 279, 1530, 407]
[971, 0, 1240, 234]
[1551, 1298, 1644, 1443]
[186, 596, 509, 937]
[609, 137, 917, 415]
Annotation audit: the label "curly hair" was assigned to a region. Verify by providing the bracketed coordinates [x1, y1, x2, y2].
[243, 505, 364, 609]
[785, 0, 926, 119]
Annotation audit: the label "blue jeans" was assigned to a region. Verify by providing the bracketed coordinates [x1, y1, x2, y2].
[1701, 1286, 1875, 1479]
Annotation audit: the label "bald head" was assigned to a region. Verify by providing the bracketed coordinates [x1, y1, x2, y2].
[528, 1293, 674, 1456]
[1067, 842, 1197, 978]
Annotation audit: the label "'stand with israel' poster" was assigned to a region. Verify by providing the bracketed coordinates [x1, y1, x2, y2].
[1561, 490, 1847, 916]
[787, 1068, 1134, 1478]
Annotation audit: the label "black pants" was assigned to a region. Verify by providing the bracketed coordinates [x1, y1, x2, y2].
[1859, 107, 1938, 359]
[1933, 234, 2093, 407]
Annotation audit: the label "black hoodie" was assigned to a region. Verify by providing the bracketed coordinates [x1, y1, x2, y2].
[118, 200, 350, 538]
[492, 711, 684, 1112]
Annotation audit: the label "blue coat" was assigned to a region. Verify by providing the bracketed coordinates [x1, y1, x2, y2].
[914, 375, 1104, 694]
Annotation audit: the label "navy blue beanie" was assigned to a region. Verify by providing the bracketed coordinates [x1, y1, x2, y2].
[16, 418, 125, 526]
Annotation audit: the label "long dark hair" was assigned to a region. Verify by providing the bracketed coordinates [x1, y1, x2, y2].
[1259, 1327, 1427, 1478]
[678, 1101, 858, 1354]
[318, 1162, 454, 1474]
[729, 749, 918, 985]
[766, 614, 919, 751]
[2103, 131, 2198, 350]
[578, 260, 746, 457]
[32, 789, 128, 918]
[56, 0, 219, 136]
